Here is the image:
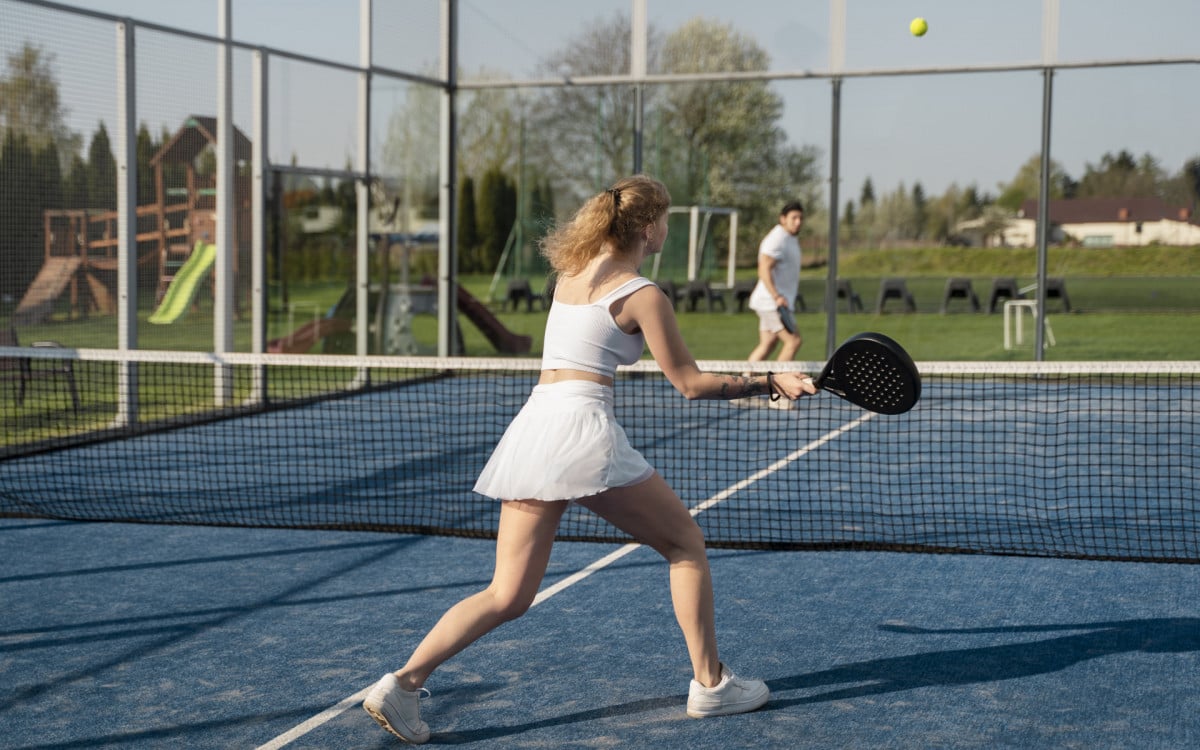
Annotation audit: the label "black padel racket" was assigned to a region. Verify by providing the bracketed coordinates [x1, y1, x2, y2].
[778, 305, 798, 334]
[811, 332, 921, 414]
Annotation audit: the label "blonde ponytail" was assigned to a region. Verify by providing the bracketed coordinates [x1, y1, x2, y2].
[540, 175, 671, 275]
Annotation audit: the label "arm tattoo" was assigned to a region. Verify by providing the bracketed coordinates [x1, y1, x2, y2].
[717, 374, 764, 399]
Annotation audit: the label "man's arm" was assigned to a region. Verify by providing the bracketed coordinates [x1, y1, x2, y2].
[757, 253, 786, 307]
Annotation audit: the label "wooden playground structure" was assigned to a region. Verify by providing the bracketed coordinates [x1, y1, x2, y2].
[14, 116, 250, 324]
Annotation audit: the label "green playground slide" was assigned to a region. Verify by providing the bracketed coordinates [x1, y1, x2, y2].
[148, 241, 217, 324]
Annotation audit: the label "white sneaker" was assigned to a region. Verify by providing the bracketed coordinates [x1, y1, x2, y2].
[686, 664, 770, 718]
[767, 396, 795, 410]
[363, 673, 431, 744]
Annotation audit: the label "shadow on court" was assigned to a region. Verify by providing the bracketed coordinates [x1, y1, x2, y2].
[7, 708, 330, 750]
[430, 695, 683, 745]
[5, 520, 1198, 749]
[765, 617, 1200, 707]
[415, 618, 1200, 744]
[0, 537, 427, 715]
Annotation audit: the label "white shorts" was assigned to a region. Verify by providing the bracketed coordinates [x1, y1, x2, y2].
[757, 308, 785, 333]
[472, 380, 655, 502]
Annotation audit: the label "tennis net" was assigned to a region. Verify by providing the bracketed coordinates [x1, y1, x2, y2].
[1, 347, 1196, 563]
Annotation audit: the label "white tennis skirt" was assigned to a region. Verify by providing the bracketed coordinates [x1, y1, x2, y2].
[473, 380, 655, 502]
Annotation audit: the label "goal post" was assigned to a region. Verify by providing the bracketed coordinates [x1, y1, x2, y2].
[652, 206, 739, 287]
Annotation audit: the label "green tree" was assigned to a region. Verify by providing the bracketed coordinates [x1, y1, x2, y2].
[860, 178, 875, 206]
[530, 12, 640, 203]
[136, 123, 156, 206]
[457, 82, 523, 180]
[911, 183, 927, 241]
[996, 154, 1069, 211]
[530, 178, 555, 230]
[0, 43, 81, 170]
[870, 182, 916, 246]
[958, 184, 984, 220]
[33, 142, 63, 213]
[26, 142, 64, 290]
[657, 18, 822, 227]
[977, 205, 1014, 247]
[924, 183, 967, 243]
[1188, 158, 1200, 209]
[475, 167, 516, 274]
[0, 131, 39, 299]
[1159, 157, 1200, 212]
[839, 199, 859, 245]
[378, 81, 442, 239]
[658, 18, 775, 202]
[1076, 150, 1164, 199]
[654, 18, 821, 263]
[86, 122, 117, 210]
[63, 153, 88, 209]
[456, 175, 479, 269]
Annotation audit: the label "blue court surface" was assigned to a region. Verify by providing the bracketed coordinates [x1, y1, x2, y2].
[2, 517, 1197, 749]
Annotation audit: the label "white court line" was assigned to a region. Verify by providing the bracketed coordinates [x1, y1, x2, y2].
[256, 687, 373, 750]
[255, 412, 876, 749]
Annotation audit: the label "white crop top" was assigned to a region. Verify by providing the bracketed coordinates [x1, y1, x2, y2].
[541, 276, 658, 378]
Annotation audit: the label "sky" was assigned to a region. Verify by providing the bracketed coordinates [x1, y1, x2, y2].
[6, 0, 1198, 209]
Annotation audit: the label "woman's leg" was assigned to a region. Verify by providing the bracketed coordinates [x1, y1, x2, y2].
[747, 328, 780, 363]
[395, 499, 568, 690]
[776, 329, 803, 360]
[578, 473, 722, 687]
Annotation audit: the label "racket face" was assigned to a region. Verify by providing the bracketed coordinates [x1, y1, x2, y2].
[815, 332, 921, 414]
[778, 305, 797, 334]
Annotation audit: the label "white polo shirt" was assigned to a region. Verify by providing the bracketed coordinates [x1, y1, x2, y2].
[748, 224, 802, 312]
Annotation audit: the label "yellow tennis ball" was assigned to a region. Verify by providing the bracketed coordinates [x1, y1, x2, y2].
[910, 17, 928, 37]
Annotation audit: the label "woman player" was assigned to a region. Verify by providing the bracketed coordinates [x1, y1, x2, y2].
[363, 175, 817, 743]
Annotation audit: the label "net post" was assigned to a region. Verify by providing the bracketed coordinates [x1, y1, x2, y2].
[115, 18, 139, 426]
[214, 0, 235, 405]
[631, 0, 646, 174]
[355, 0, 373, 385]
[727, 211, 738, 289]
[824, 76, 842, 360]
[687, 206, 700, 281]
[249, 48, 269, 403]
[438, 0, 460, 357]
[1035, 67, 1054, 359]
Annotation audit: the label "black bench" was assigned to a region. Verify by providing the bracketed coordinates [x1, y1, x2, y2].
[504, 279, 537, 311]
[988, 277, 1024, 313]
[834, 280, 864, 313]
[941, 278, 980, 313]
[684, 280, 726, 312]
[876, 278, 916, 313]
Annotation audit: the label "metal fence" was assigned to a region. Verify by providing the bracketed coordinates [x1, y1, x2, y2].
[1, 0, 1196, 364]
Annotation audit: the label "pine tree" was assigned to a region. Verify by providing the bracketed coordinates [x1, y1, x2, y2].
[86, 122, 117, 210]
[476, 167, 516, 275]
[456, 175, 479, 271]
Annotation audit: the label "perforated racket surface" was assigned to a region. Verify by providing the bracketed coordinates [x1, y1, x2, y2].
[814, 332, 921, 414]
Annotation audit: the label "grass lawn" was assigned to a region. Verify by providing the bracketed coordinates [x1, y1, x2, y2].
[4, 256, 1198, 449]
[6, 276, 1200, 361]
[463, 307, 1200, 362]
[5, 242, 1198, 361]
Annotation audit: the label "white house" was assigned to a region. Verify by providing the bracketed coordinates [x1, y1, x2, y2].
[956, 198, 1200, 247]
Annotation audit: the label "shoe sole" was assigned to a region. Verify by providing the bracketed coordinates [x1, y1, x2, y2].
[730, 399, 795, 410]
[686, 690, 770, 718]
[363, 702, 430, 744]
[730, 398, 770, 409]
